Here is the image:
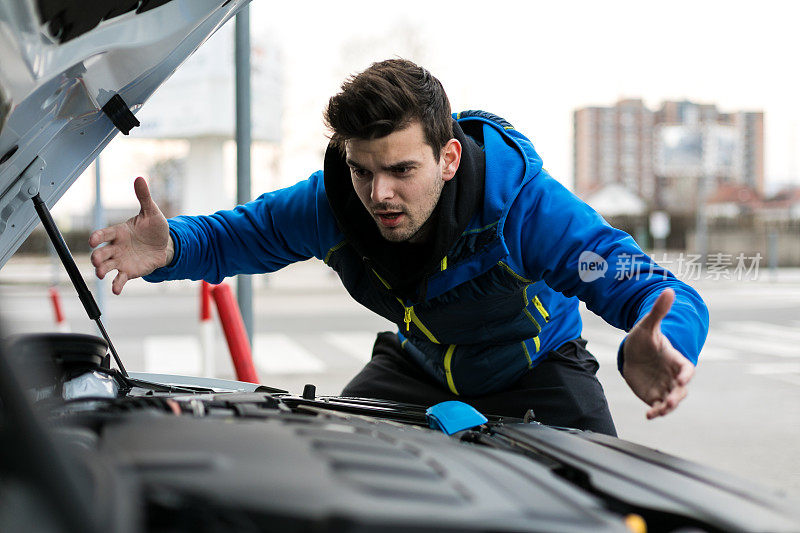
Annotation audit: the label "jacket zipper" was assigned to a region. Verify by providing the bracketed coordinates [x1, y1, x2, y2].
[372, 269, 440, 343]
[400, 302, 439, 343]
[522, 285, 541, 330]
[533, 295, 550, 322]
[521, 286, 543, 355]
[403, 307, 412, 331]
[444, 344, 458, 395]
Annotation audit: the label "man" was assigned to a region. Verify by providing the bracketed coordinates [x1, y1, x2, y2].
[90, 59, 708, 436]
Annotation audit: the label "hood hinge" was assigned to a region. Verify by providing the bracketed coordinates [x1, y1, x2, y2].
[0, 156, 44, 236]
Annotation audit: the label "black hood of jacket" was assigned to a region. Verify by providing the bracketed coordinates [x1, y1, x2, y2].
[324, 120, 485, 300]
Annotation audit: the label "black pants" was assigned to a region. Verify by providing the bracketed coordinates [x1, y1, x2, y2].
[341, 332, 617, 436]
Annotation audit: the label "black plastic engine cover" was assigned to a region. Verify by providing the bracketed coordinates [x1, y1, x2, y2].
[98, 411, 628, 532]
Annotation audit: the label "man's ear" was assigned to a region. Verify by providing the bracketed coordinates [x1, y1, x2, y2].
[440, 138, 462, 182]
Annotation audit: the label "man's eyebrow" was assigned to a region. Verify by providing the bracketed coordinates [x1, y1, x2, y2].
[384, 160, 418, 171]
[345, 159, 420, 171]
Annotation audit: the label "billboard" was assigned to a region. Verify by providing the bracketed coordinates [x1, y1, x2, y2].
[655, 125, 703, 177]
[655, 124, 738, 178]
[703, 124, 737, 176]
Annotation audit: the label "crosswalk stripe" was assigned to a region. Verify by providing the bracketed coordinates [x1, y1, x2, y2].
[588, 320, 800, 362]
[583, 330, 737, 362]
[721, 321, 800, 344]
[322, 332, 375, 363]
[584, 330, 625, 346]
[253, 333, 326, 374]
[695, 346, 738, 360]
[583, 340, 737, 363]
[580, 340, 619, 364]
[580, 329, 623, 364]
[748, 362, 800, 375]
[747, 362, 800, 386]
[707, 331, 800, 359]
[143, 335, 202, 375]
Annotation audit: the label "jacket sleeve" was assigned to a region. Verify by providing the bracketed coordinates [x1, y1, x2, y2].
[144, 171, 339, 284]
[507, 172, 709, 371]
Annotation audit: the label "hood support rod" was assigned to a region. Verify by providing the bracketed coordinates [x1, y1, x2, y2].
[31, 193, 128, 377]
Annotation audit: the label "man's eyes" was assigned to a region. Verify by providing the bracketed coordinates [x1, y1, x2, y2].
[350, 167, 413, 178]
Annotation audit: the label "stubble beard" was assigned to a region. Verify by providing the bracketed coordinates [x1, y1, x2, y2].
[377, 172, 445, 244]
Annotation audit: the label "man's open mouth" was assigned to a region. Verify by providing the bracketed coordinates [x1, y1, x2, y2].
[376, 212, 404, 227]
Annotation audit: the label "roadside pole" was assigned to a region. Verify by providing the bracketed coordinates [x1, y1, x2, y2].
[200, 281, 215, 377]
[768, 231, 778, 281]
[235, 6, 253, 344]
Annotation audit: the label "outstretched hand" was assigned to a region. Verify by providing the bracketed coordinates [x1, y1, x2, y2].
[622, 288, 695, 419]
[89, 177, 172, 295]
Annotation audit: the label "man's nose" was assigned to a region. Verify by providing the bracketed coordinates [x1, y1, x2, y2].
[370, 173, 395, 203]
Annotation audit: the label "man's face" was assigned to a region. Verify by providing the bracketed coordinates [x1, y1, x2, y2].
[345, 121, 460, 243]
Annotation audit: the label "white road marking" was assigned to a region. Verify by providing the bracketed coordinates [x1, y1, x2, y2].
[581, 342, 619, 364]
[722, 321, 800, 342]
[708, 329, 800, 359]
[322, 332, 376, 363]
[747, 362, 800, 385]
[694, 346, 738, 361]
[584, 328, 737, 362]
[580, 329, 623, 364]
[143, 335, 202, 375]
[253, 333, 326, 374]
[584, 330, 625, 346]
[748, 362, 800, 375]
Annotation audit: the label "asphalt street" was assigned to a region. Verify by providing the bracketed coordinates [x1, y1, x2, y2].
[1, 256, 799, 502]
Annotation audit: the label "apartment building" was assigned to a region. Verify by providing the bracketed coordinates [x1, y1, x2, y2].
[574, 99, 764, 213]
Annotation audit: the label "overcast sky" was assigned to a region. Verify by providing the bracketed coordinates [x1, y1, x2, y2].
[250, 0, 799, 190]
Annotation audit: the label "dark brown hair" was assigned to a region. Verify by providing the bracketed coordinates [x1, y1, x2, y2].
[324, 59, 453, 157]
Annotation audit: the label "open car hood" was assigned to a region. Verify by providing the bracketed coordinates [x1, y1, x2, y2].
[0, 0, 245, 267]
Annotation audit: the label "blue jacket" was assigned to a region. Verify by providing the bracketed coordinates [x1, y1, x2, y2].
[146, 111, 708, 396]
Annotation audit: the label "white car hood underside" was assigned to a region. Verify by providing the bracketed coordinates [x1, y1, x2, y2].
[0, 0, 246, 266]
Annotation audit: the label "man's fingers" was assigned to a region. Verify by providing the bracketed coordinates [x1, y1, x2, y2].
[133, 176, 158, 216]
[96, 259, 118, 280]
[112, 272, 129, 295]
[675, 357, 696, 386]
[647, 400, 671, 419]
[91, 245, 114, 267]
[646, 401, 664, 420]
[647, 385, 688, 419]
[89, 226, 116, 247]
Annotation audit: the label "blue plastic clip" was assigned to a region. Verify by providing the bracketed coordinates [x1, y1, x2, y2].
[426, 401, 488, 435]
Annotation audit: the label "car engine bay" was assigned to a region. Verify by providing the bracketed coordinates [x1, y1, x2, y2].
[3, 331, 800, 533]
